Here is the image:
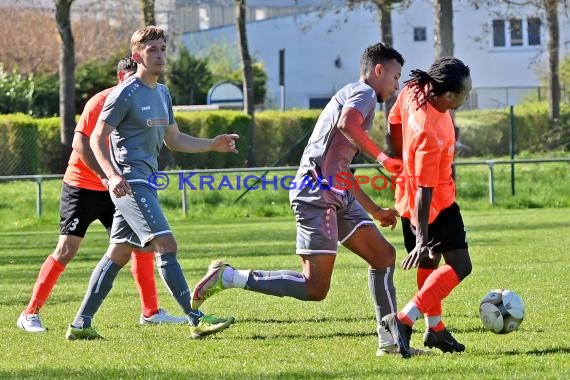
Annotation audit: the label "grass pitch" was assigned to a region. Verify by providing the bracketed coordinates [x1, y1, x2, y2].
[0, 208, 569, 379]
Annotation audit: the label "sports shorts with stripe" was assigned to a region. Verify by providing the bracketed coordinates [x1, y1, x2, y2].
[109, 181, 172, 248]
[291, 182, 374, 255]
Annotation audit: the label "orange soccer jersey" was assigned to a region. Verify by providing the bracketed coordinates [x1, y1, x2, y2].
[388, 85, 456, 225]
[62, 87, 114, 191]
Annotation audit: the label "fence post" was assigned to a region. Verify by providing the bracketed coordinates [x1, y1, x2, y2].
[487, 161, 495, 205]
[35, 175, 43, 217]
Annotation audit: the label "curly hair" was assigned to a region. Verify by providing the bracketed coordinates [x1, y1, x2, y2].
[405, 57, 470, 109]
[360, 42, 405, 76]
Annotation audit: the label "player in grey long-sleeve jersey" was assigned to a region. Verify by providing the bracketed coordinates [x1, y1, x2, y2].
[191, 43, 423, 356]
[65, 25, 239, 340]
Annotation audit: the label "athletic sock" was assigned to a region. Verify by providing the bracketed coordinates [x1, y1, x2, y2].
[131, 250, 159, 317]
[368, 266, 397, 346]
[398, 302, 421, 326]
[412, 264, 460, 318]
[72, 255, 121, 328]
[24, 255, 65, 315]
[221, 266, 249, 289]
[245, 270, 307, 300]
[417, 267, 442, 316]
[156, 252, 198, 324]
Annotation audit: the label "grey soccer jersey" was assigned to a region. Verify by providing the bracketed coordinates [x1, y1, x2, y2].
[295, 81, 376, 184]
[100, 76, 175, 181]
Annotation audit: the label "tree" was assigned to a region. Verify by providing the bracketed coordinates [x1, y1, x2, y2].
[141, 0, 156, 26]
[235, 0, 256, 166]
[434, 0, 454, 58]
[55, 0, 75, 150]
[166, 46, 213, 105]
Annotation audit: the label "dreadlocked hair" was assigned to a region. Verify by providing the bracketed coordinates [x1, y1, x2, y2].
[404, 57, 470, 109]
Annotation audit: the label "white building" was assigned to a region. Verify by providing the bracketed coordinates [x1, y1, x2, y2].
[179, 0, 570, 109]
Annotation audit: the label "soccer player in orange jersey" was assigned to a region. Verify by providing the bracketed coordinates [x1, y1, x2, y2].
[17, 57, 185, 333]
[381, 57, 473, 358]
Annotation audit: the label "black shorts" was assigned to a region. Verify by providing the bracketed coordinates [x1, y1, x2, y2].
[59, 183, 115, 237]
[401, 202, 468, 254]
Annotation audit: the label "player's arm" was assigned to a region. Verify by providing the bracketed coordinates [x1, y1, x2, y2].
[350, 179, 398, 230]
[337, 108, 402, 173]
[90, 120, 131, 197]
[72, 132, 106, 182]
[164, 123, 239, 154]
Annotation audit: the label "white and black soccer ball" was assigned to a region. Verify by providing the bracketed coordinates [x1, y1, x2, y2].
[479, 288, 525, 334]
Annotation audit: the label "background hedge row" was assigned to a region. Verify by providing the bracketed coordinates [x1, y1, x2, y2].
[0, 103, 568, 175]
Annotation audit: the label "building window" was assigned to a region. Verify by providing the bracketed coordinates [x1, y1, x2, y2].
[527, 18, 541, 45]
[413, 27, 426, 42]
[492, 18, 541, 48]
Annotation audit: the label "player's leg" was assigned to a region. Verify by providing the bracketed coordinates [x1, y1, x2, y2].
[191, 202, 339, 308]
[66, 242, 132, 340]
[98, 188, 185, 325]
[18, 184, 98, 333]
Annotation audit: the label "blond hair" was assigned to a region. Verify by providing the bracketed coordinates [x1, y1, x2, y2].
[130, 25, 167, 52]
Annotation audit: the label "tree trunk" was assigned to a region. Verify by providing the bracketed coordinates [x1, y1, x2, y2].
[545, 0, 560, 121]
[141, 0, 156, 26]
[236, 0, 256, 166]
[55, 0, 75, 154]
[434, 0, 454, 58]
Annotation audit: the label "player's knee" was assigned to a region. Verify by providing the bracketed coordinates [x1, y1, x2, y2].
[371, 244, 396, 268]
[453, 257, 472, 281]
[52, 241, 80, 265]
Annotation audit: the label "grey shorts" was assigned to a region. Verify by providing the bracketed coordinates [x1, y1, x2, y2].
[109, 181, 172, 248]
[291, 188, 374, 255]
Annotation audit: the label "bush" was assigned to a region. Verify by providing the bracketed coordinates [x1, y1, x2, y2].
[456, 102, 570, 156]
[30, 73, 59, 117]
[0, 114, 39, 175]
[0, 64, 34, 115]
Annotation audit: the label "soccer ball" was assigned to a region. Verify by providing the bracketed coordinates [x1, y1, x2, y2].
[479, 288, 525, 334]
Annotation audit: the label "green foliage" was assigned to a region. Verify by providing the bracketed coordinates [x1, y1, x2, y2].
[36, 117, 66, 174]
[167, 46, 213, 105]
[0, 64, 34, 115]
[75, 57, 119, 111]
[226, 62, 268, 105]
[255, 109, 321, 166]
[30, 73, 59, 117]
[456, 102, 570, 156]
[0, 114, 38, 175]
[560, 55, 570, 103]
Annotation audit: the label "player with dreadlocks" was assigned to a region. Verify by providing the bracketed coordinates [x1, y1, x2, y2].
[381, 57, 473, 358]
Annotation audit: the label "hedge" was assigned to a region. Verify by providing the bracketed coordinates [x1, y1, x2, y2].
[0, 103, 568, 175]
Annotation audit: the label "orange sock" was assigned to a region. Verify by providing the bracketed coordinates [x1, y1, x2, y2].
[131, 251, 159, 317]
[417, 268, 442, 316]
[24, 256, 65, 315]
[412, 265, 459, 316]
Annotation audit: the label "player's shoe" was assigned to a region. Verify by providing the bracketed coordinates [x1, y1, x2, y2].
[423, 328, 465, 353]
[191, 259, 231, 309]
[189, 313, 234, 339]
[17, 313, 46, 333]
[376, 344, 431, 357]
[381, 313, 413, 358]
[139, 308, 187, 325]
[65, 325, 104, 340]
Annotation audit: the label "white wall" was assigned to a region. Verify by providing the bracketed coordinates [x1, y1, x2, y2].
[180, 1, 570, 109]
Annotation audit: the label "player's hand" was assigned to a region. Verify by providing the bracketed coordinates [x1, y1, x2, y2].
[212, 134, 239, 153]
[376, 152, 403, 174]
[108, 173, 131, 198]
[372, 207, 398, 230]
[401, 244, 431, 270]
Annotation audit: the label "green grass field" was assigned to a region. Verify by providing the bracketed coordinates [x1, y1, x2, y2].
[1, 208, 569, 379]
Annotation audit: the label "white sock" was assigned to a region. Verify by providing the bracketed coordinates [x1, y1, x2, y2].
[221, 266, 250, 289]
